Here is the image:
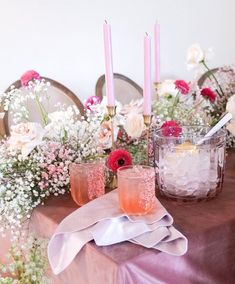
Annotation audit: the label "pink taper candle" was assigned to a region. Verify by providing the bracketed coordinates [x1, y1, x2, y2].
[143, 33, 152, 116]
[154, 22, 160, 83]
[103, 21, 115, 106]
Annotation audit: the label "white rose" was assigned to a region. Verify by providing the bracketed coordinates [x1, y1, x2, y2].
[157, 80, 178, 98]
[226, 95, 235, 117]
[8, 122, 45, 157]
[187, 44, 204, 70]
[124, 112, 144, 139]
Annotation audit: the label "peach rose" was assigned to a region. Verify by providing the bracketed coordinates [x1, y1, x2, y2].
[98, 120, 118, 149]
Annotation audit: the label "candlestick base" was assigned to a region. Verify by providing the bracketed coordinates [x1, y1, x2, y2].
[143, 115, 151, 127]
[107, 106, 117, 149]
[153, 82, 160, 90]
[143, 115, 152, 165]
[107, 106, 116, 117]
[109, 173, 118, 190]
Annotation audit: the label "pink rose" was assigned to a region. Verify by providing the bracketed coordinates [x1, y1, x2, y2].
[98, 120, 118, 149]
[85, 96, 101, 110]
[174, 80, 190, 94]
[20, 70, 41, 87]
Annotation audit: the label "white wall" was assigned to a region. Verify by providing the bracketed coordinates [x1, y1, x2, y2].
[0, 0, 234, 102]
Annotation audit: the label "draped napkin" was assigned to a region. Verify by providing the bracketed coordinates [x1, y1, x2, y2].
[48, 190, 188, 275]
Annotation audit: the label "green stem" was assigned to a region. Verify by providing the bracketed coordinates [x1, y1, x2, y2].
[187, 99, 204, 122]
[170, 92, 180, 119]
[201, 61, 225, 97]
[193, 98, 204, 109]
[35, 94, 49, 126]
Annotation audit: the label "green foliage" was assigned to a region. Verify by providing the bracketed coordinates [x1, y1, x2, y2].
[0, 237, 50, 284]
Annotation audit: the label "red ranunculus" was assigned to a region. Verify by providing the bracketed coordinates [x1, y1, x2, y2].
[174, 80, 190, 94]
[161, 121, 182, 137]
[107, 148, 132, 172]
[20, 70, 41, 87]
[200, 87, 216, 103]
[85, 96, 101, 110]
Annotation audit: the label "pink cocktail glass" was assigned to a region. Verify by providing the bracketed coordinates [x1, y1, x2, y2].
[117, 165, 156, 215]
[69, 161, 105, 206]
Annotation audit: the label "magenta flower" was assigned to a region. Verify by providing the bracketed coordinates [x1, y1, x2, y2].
[161, 120, 182, 137]
[175, 80, 190, 95]
[107, 149, 132, 172]
[85, 96, 101, 110]
[200, 87, 216, 103]
[20, 70, 41, 87]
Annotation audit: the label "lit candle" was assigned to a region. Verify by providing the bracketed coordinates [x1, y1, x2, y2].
[103, 21, 115, 106]
[143, 33, 152, 116]
[154, 21, 160, 83]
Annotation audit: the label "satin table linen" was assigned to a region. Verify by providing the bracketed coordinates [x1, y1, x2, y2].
[1, 150, 235, 283]
[48, 190, 187, 275]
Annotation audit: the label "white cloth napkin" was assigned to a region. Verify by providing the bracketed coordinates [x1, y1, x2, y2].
[48, 190, 188, 275]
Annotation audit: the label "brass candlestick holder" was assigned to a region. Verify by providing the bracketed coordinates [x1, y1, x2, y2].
[143, 114, 151, 165]
[106, 105, 117, 190]
[153, 82, 160, 92]
[107, 106, 117, 150]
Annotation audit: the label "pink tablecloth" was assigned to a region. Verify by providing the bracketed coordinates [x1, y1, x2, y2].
[1, 150, 235, 283]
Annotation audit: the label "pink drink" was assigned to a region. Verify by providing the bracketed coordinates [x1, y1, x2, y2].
[69, 161, 105, 206]
[117, 165, 156, 215]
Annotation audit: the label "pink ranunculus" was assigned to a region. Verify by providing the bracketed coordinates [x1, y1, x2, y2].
[200, 87, 216, 103]
[161, 120, 182, 137]
[85, 96, 101, 110]
[20, 70, 41, 87]
[174, 80, 190, 95]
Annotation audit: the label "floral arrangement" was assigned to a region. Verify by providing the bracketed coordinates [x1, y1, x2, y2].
[152, 78, 213, 126]
[0, 70, 148, 234]
[0, 43, 234, 235]
[85, 95, 147, 164]
[152, 44, 235, 147]
[0, 236, 49, 284]
[186, 44, 235, 146]
[0, 43, 233, 280]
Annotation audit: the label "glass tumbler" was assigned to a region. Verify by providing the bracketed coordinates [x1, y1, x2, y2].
[117, 165, 156, 215]
[69, 160, 105, 206]
[154, 126, 226, 202]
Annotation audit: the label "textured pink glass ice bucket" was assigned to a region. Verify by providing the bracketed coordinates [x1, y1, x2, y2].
[117, 165, 156, 215]
[154, 126, 226, 202]
[69, 160, 105, 206]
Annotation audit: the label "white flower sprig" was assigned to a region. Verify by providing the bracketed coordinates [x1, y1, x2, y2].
[0, 79, 50, 125]
[0, 236, 50, 284]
